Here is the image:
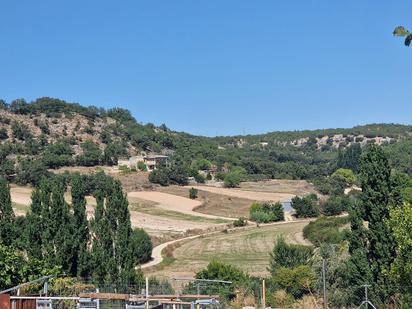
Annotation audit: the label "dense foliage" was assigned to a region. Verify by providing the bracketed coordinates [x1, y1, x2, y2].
[303, 216, 349, 246]
[291, 194, 320, 218]
[249, 201, 284, 223]
[0, 173, 152, 290]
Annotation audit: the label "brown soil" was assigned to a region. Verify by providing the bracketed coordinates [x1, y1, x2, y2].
[158, 186, 254, 218]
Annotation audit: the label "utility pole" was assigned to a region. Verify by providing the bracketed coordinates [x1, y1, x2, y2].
[145, 277, 149, 309]
[262, 279, 266, 309]
[322, 258, 327, 309]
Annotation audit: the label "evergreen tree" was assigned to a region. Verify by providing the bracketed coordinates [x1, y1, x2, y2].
[0, 178, 15, 246]
[91, 189, 116, 283]
[345, 145, 398, 305]
[71, 174, 90, 277]
[25, 188, 44, 259]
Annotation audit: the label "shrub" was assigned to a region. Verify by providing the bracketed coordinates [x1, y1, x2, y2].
[0, 128, 8, 140]
[137, 161, 147, 171]
[321, 195, 351, 216]
[194, 173, 206, 183]
[130, 228, 153, 264]
[149, 168, 170, 186]
[332, 168, 357, 186]
[271, 265, 316, 299]
[313, 177, 345, 196]
[302, 216, 349, 246]
[11, 121, 32, 141]
[189, 187, 198, 199]
[215, 172, 226, 181]
[119, 165, 132, 175]
[224, 172, 242, 188]
[249, 201, 284, 223]
[291, 194, 320, 218]
[233, 217, 247, 227]
[269, 237, 313, 273]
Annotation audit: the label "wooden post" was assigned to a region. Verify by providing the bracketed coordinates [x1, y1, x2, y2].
[262, 279, 266, 309]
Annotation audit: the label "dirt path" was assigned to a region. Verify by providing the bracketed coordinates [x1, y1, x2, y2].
[128, 191, 234, 221]
[141, 218, 315, 270]
[10, 186, 32, 206]
[187, 185, 295, 202]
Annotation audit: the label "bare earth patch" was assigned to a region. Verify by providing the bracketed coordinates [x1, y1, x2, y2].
[158, 186, 253, 218]
[128, 191, 232, 221]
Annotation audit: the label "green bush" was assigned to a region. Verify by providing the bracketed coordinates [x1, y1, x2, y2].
[224, 172, 243, 188]
[271, 265, 315, 299]
[130, 228, 153, 264]
[291, 194, 320, 218]
[249, 201, 284, 223]
[137, 161, 147, 171]
[332, 168, 357, 186]
[233, 217, 247, 227]
[302, 216, 349, 246]
[322, 195, 351, 216]
[189, 187, 198, 199]
[269, 237, 313, 273]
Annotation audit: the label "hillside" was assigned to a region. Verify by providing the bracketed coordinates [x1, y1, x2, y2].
[1, 97, 412, 185]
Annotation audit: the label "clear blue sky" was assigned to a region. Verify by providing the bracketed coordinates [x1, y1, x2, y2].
[1, 1, 411, 136]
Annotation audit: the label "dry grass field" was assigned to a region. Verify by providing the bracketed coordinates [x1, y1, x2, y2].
[240, 179, 316, 195]
[158, 186, 253, 218]
[145, 221, 310, 278]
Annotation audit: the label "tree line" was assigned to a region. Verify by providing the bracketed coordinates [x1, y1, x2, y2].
[0, 172, 152, 290]
[184, 145, 412, 307]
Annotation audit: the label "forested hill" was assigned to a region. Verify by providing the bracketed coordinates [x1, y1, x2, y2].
[1, 97, 412, 185]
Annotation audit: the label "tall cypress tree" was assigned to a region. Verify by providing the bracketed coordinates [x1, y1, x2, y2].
[91, 188, 115, 283]
[107, 180, 135, 284]
[25, 188, 43, 259]
[346, 145, 397, 305]
[0, 178, 15, 246]
[50, 178, 75, 274]
[71, 174, 90, 277]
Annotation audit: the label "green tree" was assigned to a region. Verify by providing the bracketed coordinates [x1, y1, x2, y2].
[15, 158, 49, 186]
[249, 201, 284, 223]
[130, 229, 153, 264]
[77, 141, 101, 166]
[336, 143, 362, 173]
[291, 194, 320, 218]
[189, 187, 198, 199]
[271, 265, 315, 299]
[269, 237, 313, 274]
[322, 194, 351, 216]
[387, 203, 412, 301]
[42, 142, 74, 168]
[0, 128, 8, 140]
[346, 145, 398, 305]
[224, 171, 243, 188]
[0, 244, 61, 290]
[393, 26, 412, 46]
[0, 178, 15, 246]
[71, 174, 90, 277]
[332, 168, 357, 186]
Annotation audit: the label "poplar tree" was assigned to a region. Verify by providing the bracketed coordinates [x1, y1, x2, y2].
[0, 178, 15, 246]
[91, 188, 115, 283]
[71, 174, 90, 277]
[25, 188, 43, 259]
